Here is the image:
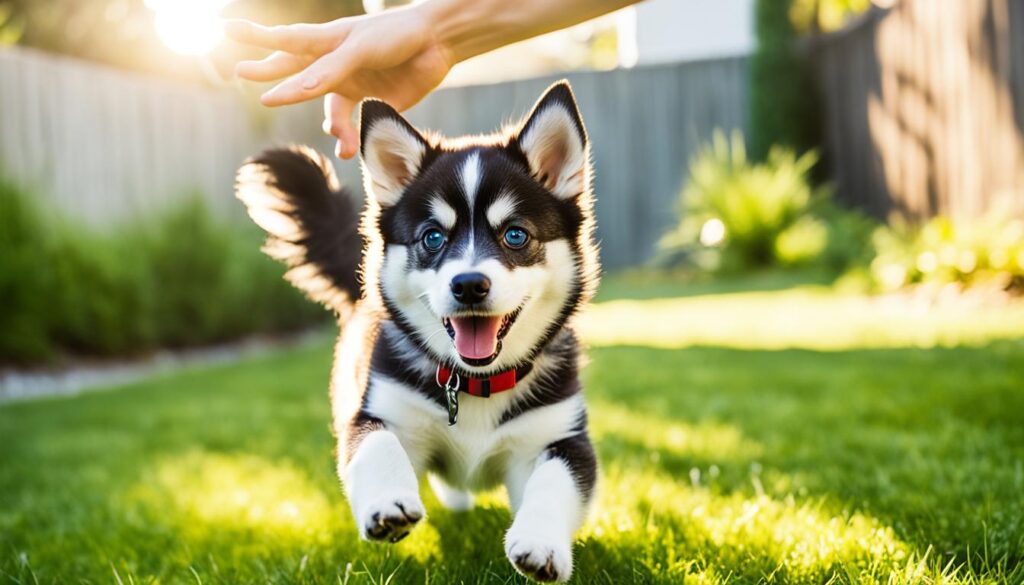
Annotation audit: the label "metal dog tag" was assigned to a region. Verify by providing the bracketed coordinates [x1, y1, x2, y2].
[445, 381, 459, 426]
[436, 365, 460, 426]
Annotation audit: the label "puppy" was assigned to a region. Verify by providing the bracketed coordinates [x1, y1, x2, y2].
[236, 81, 600, 582]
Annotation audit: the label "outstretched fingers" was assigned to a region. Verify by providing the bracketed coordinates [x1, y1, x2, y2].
[260, 43, 360, 107]
[224, 19, 341, 55]
[235, 51, 312, 82]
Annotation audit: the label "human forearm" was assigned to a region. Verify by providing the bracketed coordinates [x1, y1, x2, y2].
[227, 0, 642, 159]
[422, 0, 642, 65]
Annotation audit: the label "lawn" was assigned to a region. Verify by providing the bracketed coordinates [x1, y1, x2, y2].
[2, 275, 1024, 584]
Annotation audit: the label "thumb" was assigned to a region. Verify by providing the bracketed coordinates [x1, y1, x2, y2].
[323, 93, 359, 160]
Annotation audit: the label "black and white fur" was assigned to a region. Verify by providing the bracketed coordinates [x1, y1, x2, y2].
[236, 81, 600, 582]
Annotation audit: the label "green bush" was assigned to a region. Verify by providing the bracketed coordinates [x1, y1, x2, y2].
[659, 131, 874, 274]
[815, 199, 878, 273]
[0, 181, 326, 365]
[869, 206, 1024, 292]
[46, 225, 156, 354]
[0, 178, 57, 362]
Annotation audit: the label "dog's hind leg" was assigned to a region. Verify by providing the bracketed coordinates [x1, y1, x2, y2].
[341, 419, 425, 543]
[503, 433, 597, 583]
[428, 473, 474, 511]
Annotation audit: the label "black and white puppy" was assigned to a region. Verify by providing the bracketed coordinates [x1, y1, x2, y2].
[236, 81, 600, 582]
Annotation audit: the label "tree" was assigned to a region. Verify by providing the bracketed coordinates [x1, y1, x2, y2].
[791, 0, 873, 33]
[748, 0, 822, 161]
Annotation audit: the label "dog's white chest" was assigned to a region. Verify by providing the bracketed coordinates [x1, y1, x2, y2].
[363, 376, 583, 490]
[436, 398, 517, 488]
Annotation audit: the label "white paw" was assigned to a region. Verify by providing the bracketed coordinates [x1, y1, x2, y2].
[505, 527, 573, 582]
[356, 491, 424, 543]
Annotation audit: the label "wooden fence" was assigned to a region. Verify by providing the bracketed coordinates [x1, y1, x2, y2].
[245, 58, 750, 268]
[0, 47, 260, 223]
[0, 48, 747, 268]
[813, 0, 1024, 222]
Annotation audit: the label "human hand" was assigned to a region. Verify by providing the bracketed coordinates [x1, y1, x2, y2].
[226, 5, 453, 159]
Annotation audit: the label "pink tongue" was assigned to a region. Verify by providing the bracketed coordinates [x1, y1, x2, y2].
[450, 316, 502, 360]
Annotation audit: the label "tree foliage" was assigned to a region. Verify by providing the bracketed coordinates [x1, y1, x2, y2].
[791, 0, 873, 33]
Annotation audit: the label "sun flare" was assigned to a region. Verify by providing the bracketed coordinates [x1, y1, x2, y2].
[148, 0, 230, 56]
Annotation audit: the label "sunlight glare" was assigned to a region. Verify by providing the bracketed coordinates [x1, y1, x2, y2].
[137, 451, 336, 536]
[700, 217, 727, 247]
[148, 0, 231, 56]
[583, 466, 911, 580]
[589, 401, 763, 463]
[580, 286, 1024, 350]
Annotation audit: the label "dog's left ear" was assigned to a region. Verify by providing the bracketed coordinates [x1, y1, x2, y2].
[512, 80, 589, 200]
[360, 99, 432, 207]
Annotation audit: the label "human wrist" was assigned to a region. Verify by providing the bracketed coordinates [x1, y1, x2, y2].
[419, 0, 637, 66]
[419, 0, 524, 65]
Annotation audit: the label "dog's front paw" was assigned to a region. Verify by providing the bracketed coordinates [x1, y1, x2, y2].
[357, 492, 424, 543]
[505, 527, 573, 582]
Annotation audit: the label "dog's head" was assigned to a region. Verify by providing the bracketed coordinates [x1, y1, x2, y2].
[359, 81, 599, 373]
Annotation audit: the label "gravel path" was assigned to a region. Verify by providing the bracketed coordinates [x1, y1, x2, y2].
[0, 328, 332, 404]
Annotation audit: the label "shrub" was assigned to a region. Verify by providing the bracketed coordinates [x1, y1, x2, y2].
[46, 224, 156, 354]
[139, 197, 244, 346]
[0, 181, 326, 365]
[816, 199, 878, 273]
[658, 131, 874, 274]
[0, 178, 57, 362]
[869, 205, 1024, 292]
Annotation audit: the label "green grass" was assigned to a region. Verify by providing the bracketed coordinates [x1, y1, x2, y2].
[2, 275, 1024, 584]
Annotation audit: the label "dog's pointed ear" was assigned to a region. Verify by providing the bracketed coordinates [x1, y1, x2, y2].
[512, 81, 589, 199]
[360, 100, 431, 206]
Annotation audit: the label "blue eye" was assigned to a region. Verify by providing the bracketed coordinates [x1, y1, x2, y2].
[503, 227, 529, 249]
[422, 228, 446, 251]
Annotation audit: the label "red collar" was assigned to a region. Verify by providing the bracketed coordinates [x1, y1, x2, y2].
[436, 365, 528, 398]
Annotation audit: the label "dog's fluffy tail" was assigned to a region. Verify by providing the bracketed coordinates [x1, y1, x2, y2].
[235, 146, 363, 317]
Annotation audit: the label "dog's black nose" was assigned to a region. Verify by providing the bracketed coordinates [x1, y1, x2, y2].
[450, 272, 491, 305]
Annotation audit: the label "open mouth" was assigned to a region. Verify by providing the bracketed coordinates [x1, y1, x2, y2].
[442, 307, 522, 366]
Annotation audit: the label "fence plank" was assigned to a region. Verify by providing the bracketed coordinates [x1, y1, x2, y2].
[813, 0, 1024, 222]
